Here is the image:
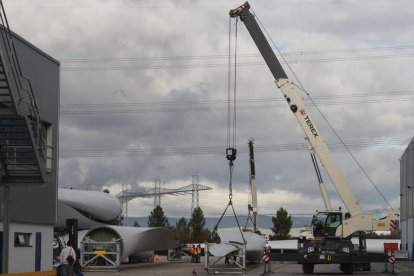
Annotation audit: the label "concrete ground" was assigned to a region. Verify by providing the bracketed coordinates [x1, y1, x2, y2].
[82, 255, 287, 276]
[81, 257, 414, 276]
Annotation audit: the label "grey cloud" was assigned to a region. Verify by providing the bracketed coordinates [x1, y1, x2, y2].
[4, 0, 411, 216]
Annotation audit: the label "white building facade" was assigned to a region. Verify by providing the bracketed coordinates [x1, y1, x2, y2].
[400, 138, 414, 260]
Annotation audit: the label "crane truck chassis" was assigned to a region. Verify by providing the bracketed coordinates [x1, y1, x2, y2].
[229, 2, 398, 275]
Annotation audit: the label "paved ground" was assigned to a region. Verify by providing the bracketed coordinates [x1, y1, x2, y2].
[83, 255, 284, 276]
[82, 256, 414, 276]
[394, 260, 414, 273]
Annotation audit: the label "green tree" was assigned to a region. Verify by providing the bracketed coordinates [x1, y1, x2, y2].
[133, 220, 141, 227]
[173, 217, 191, 244]
[208, 228, 221, 243]
[190, 207, 208, 242]
[148, 205, 170, 227]
[366, 230, 400, 239]
[270, 207, 293, 240]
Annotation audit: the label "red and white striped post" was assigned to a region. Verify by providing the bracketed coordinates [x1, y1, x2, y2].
[263, 246, 271, 274]
[390, 220, 397, 232]
[388, 250, 396, 274]
[383, 242, 398, 273]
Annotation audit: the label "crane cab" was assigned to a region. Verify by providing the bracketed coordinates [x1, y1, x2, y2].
[311, 211, 343, 238]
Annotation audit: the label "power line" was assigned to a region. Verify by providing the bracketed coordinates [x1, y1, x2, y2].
[7, 0, 405, 10]
[59, 137, 409, 158]
[58, 46, 414, 63]
[58, 45, 414, 71]
[60, 53, 414, 72]
[60, 90, 414, 115]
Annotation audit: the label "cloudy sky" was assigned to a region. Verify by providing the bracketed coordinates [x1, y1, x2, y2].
[5, 0, 414, 220]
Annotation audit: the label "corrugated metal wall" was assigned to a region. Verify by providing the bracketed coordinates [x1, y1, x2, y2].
[0, 31, 59, 225]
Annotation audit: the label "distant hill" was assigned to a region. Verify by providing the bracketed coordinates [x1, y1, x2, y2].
[124, 215, 311, 229]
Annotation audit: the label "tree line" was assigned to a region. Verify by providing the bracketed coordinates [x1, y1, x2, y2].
[135, 205, 294, 243]
[105, 190, 400, 242]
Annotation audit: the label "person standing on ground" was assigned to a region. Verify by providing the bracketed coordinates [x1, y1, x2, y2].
[196, 244, 202, 263]
[190, 245, 196, 263]
[60, 240, 76, 276]
[194, 244, 199, 263]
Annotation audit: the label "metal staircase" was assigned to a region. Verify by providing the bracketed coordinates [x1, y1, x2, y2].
[0, 3, 47, 184]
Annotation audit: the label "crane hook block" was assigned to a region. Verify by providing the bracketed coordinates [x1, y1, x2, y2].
[226, 147, 237, 161]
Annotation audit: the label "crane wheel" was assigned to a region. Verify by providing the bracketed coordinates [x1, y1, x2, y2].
[302, 263, 314, 274]
[340, 263, 353, 275]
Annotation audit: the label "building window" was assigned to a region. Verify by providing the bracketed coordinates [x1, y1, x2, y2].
[44, 122, 54, 173]
[14, 232, 32, 247]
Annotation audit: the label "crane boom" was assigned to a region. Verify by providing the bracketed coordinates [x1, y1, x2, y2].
[248, 139, 258, 231]
[310, 151, 333, 211]
[230, 2, 363, 216]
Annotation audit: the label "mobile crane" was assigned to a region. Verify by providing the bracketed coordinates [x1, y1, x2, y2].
[230, 2, 399, 274]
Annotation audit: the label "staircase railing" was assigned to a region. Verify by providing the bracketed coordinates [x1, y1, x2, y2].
[0, 1, 47, 182]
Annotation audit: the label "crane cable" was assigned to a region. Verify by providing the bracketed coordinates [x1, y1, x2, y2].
[227, 17, 238, 148]
[212, 17, 245, 244]
[252, 8, 394, 211]
[226, 15, 238, 201]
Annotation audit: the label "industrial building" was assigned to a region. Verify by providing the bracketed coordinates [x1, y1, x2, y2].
[400, 138, 414, 260]
[0, 24, 59, 274]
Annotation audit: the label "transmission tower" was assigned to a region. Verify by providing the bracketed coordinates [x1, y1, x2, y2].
[121, 181, 129, 226]
[116, 174, 212, 218]
[154, 176, 162, 208]
[191, 173, 200, 215]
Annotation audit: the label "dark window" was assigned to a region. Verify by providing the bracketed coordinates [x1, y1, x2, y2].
[14, 232, 32, 247]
